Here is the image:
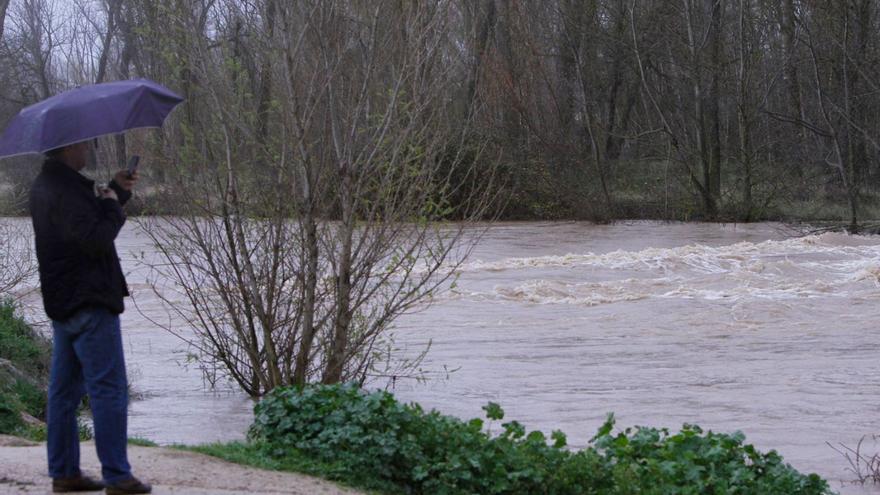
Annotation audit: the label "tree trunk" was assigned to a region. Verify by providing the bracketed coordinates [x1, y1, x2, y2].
[781, 0, 806, 142]
[707, 0, 722, 202]
[464, 0, 496, 118]
[737, 0, 753, 221]
[0, 0, 11, 42]
[323, 163, 354, 384]
[293, 213, 319, 385]
[684, 0, 717, 218]
[95, 0, 121, 84]
[840, 3, 860, 232]
[256, 0, 276, 149]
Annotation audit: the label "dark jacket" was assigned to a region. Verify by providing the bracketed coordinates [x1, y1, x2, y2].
[30, 158, 132, 321]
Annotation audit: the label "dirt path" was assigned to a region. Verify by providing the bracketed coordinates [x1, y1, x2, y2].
[0, 436, 363, 494]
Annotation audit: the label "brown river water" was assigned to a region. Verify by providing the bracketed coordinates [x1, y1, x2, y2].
[8, 220, 880, 494]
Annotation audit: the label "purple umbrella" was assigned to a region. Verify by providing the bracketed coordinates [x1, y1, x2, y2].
[0, 78, 184, 159]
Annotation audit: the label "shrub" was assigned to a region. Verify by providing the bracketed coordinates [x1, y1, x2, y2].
[249, 384, 833, 495]
[0, 376, 44, 434]
[0, 301, 50, 379]
[592, 417, 830, 494]
[0, 302, 96, 442]
[0, 301, 49, 436]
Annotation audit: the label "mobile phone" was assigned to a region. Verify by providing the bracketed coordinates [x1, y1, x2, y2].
[127, 155, 140, 177]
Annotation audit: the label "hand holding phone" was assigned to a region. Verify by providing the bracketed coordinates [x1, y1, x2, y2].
[127, 155, 140, 178]
[113, 156, 140, 192]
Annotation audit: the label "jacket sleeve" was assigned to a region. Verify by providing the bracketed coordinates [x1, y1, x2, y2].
[108, 179, 133, 206]
[54, 191, 126, 258]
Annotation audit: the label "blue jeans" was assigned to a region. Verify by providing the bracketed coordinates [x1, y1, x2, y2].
[47, 306, 131, 483]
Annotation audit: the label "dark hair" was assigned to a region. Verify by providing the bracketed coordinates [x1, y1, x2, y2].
[45, 146, 66, 157]
[45, 139, 97, 158]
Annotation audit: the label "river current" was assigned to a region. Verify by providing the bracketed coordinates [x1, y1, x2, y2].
[9, 220, 880, 493]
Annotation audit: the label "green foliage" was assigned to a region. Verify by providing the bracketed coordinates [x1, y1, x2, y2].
[0, 301, 50, 379]
[0, 301, 49, 437]
[592, 415, 831, 495]
[128, 437, 158, 447]
[0, 390, 24, 434]
[11, 419, 92, 443]
[0, 377, 45, 437]
[180, 441, 398, 494]
[247, 384, 833, 495]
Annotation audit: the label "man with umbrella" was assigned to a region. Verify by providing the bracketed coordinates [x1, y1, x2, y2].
[0, 79, 182, 494]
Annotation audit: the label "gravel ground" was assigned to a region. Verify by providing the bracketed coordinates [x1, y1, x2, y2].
[0, 435, 363, 495]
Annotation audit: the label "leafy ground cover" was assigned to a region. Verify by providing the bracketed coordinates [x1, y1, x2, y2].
[217, 383, 833, 495]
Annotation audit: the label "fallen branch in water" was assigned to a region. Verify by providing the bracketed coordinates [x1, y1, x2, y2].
[827, 435, 880, 485]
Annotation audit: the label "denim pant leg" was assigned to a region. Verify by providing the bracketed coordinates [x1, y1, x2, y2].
[47, 321, 86, 479]
[70, 308, 132, 483]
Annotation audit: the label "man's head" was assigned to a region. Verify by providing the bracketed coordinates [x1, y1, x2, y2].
[46, 140, 94, 171]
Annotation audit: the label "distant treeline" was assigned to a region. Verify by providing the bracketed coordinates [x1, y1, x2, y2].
[0, 1, 877, 226]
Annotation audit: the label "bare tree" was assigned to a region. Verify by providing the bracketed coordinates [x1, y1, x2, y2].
[0, 0, 11, 42]
[736, 0, 755, 220]
[0, 220, 36, 302]
[137, 0, 497, 396]
[778, 0, 880, 231]
[8, 0, 63, 99]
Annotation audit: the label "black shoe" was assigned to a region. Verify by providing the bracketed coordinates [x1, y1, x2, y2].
[52, 475, 105, 492]
[104, 476, 152, 494]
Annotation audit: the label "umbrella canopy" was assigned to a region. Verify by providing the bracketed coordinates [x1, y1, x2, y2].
[0, 78, 184, 159]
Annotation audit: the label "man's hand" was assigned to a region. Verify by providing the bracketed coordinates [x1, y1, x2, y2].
[99, 186, 118, 201]
[113, 169, 139, 191]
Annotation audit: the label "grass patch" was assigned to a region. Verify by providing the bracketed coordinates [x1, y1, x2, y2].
[128, 437, 158, 447]
[177, 441, 394, 494]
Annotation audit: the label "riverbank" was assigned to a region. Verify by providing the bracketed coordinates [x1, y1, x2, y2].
[2, 188, 879, 225]
[0, 383, 836, 495]
[0, 435, 362, 494]
[0, 302, 49, 440]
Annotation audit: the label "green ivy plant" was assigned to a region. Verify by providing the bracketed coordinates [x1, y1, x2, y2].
[248, 384, 833, 495]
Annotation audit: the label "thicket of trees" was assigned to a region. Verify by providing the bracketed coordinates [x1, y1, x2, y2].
[468, 0, 879, 226]
[0, 0, 879, 391]
[0, 1, 879, 226]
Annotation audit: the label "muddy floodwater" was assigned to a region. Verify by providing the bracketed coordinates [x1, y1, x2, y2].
[10, 220, 880, 494]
